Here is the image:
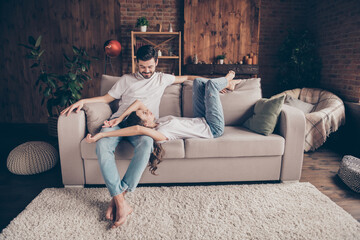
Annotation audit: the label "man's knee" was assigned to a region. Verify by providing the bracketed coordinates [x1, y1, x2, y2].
[96, 137, 114, 155]
[136, 136, 154, 152]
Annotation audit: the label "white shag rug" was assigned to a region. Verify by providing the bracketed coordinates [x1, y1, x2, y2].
[1, 182, 359, 240]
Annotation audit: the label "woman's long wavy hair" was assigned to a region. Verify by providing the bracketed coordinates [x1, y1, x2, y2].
[120, 111, 164, 175]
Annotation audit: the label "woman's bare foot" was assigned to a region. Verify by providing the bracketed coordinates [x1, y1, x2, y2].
[226, 79, 242, 91]
[220, 70, 236, 93]
[111, 193, 133, 228]
[225, 70, 236, 82]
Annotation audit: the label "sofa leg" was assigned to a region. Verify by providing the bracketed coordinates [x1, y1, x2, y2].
[281, 180, 299, 184]
[64, 185, 84, 188]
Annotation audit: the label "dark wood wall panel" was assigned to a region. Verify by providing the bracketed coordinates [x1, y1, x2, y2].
[0, 0, 122, 123]
[184, 0, 260, 64]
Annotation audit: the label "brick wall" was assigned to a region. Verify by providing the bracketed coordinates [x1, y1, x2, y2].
[258, 0, 308, 97]
[308, 0, 360, 103]
[119, 0, 311, 98]
[118, 0, 183, 75]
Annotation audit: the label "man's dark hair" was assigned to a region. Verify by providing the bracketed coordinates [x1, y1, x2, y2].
[136, 45, 158, 62]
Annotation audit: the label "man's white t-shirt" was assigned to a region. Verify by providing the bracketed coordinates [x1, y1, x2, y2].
[155, 116, 213, 141]
[108, 72, 175, 119]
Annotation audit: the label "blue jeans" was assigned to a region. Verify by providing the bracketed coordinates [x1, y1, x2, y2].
[192, 77, 227, 138]
[96, 126, 154, 197]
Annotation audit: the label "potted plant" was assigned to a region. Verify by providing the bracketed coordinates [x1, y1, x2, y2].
[277, 29, 321, 92]
[216, 53, 226, 64]
[19, 35, 98, 136]
[136, 17, 149, 32]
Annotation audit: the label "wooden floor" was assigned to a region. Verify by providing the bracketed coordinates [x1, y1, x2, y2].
[0, 124, 359, 232]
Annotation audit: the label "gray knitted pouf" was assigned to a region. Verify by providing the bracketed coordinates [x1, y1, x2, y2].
[338, 155, 360, 193]
[7, 141, 59, 175]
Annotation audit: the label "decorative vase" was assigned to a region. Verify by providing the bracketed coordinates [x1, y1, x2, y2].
[219, 59, 224, 64]
[192, 54, 198, 64]
[169, 23, 173, 32]
[140, 25, 147, 32]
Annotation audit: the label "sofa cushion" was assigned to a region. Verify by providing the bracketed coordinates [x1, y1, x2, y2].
[243, 95, 285, 136]
[83, 103, 112, 135]
[184, 126, 285, 158]
[159, 84, 182, 117]
[182, 78, 262, 126]
[81, 138, 185, 160]
[284, 95, 314, 114]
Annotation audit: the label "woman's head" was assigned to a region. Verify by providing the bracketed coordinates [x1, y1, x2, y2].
[135, 109, 156, 127]
[120, 110, 155, 128]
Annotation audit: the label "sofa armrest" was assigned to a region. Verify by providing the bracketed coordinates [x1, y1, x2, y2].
[58, 111, 86, 186]
[278, 105, 306, 181]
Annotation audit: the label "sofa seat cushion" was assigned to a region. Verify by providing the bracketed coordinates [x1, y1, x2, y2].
[81, 138, 184, 160]
[184, 126, 285, 158]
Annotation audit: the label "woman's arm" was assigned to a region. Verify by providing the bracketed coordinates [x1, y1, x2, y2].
[86, 125, 167, 143]
[103, 99, 148, 128]
[118, 99, 147, 121]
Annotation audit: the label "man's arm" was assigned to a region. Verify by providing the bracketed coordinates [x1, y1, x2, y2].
[173, 75, 208, 84]
[61, 93, 115, 116]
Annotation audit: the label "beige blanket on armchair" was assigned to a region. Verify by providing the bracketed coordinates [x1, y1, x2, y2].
[299, 88, 345, 152]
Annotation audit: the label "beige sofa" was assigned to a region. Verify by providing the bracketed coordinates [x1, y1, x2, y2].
[58, 75, 306, 187]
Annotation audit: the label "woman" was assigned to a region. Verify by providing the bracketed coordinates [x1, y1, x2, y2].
[86, 71, 240, 173]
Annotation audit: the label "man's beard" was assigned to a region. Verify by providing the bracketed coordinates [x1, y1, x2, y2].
[140, 71, 154, 79]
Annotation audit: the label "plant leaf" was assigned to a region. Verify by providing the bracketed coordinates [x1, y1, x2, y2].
[44, 87, 51, 97]
[28, 36, 36, 46]
[63, 53, 71, 62]
[31, 63, 39, 68]
[72, 46, 80, 54]
[69, 72, 76, 80]
[38, 49, 45, 58]
[35, 35, 42, 48]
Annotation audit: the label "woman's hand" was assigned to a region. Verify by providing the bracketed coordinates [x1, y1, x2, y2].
[85, 133, 103, 143]
[61, 100, 84, 116]
[103, 118, 122, 128]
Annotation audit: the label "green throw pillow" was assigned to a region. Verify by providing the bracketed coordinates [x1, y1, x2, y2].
[243, 95, 285, 136]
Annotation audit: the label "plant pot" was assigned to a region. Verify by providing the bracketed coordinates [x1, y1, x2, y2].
[47, 116, 58, 137]
[219, 59, 224, 64]
[140, 26, 147, 32]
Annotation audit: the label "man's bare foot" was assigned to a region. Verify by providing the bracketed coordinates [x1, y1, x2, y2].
[106, 198, 116, 221]
[111, 193, 133, 228]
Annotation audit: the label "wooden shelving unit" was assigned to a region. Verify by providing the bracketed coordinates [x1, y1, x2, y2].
[131, 31, 182, 75]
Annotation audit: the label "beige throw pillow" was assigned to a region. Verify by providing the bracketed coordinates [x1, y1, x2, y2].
[83, 103, 113, 135]
[284, 95, 314, 114]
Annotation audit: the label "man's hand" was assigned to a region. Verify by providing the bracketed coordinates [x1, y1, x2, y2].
[103, 118, 122, 128]
[61, 100, 84, 116]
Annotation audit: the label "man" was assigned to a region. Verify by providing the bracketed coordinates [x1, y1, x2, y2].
[61, 45, 207, 228]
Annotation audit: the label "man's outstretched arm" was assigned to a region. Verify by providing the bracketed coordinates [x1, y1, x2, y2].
[173, 75, 208, 84]
[61, 93, 115, 116]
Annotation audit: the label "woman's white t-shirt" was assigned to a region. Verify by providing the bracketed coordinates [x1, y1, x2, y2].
[108, 72, 175, 119]
[155, 116, 213, 141]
